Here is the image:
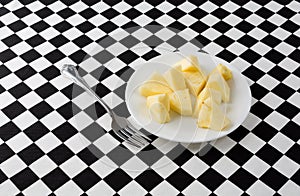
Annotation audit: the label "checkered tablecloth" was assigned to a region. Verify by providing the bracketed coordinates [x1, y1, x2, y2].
[0, 0, 299, 195]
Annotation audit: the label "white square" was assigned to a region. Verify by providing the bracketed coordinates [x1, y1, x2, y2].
[50, 76, 73, 90]
[0, 180, 19, 196]
[224, 28, 244, 40]
[283, 74, 300, 90]
[265, 111, 289, 130]
[5, 0, 22, 10]
[288, 92, 300, 109]
[273, 156, 299, 178]
[88, 14, 108, 27]
[87, 181, 115, 196]
[40, 111, 65, 130]
[257, 74, 280, 91]
[151, 156, 179, 179]
[227, 42, 248, 56]
[231, 58, 251, 72]
[279, 58, 299, 72]
[240, 133, 265, 153]
[293, 113, 300, 126]
[202, 28, 222, 41]
[69, 1, 88, 12]
[254, 57, 274, 72]
[243, 156, 270, 178]
[1, 155, 27, 177]
[291, 14, 300, 25]
[66, 14, 86, 27]
[212, 156, 239, 178]
[261, 92, 284, 109]
[23, 180, 51, 196]
[91, 1, 110, 13]
[1, 12, 19, 25]
[68, 111, 94, 131]
[45, 92, 69, 109]
[96, 113, 112, 132]
[6, 132, 32, 153]
[224, 15, 243, 26]
[246, 180, 275, 196]
[178, 15, 198, 27]
[58, 42, 80, 56]
[119, 181, 147, 196]
[151, 138, 178, 154]
[120, 156, 148, 178]
[22, 13, 41, 26]
[0, 74, 22, 90]
[62, 28, 83, 41]
[178, 1, 196, 13]
[202, 42, 223, 56]
[215, 180, 243, 196]
[36, 132, 61, 153]
[91, 156, 118, 178]
[154, 28, 176, 41]
[248, 27, 268, 40]
[65, 133, 88, 153]
[213, 137, 236, 154]
[29, 156, 57, 178]
[133, 2, 153, 13]
[39, 27, 60, 40]
[0, 111, 9, 127]
[30, 57, 52, 72]
[156, 1, 175, 13]
[275, 41, 294, 56]
[268, 14, 287, 26]
[243, 113, 262, 131]
[200, 1, 218, 13]
[48, 1, 67, 12]
[272, 29, 292, 42]
[4, 57, 27, 72]
[182, 156, 209, 178]
[111, 1, 131, 13]
[26, 1, 44, 12]
[150, 181, 179, 196]
[182, 180, 211, 196]
[243, 1, 261, 12]
[179, 28, 198, 41]
[34, 42, 56, 56]
[0, 27, 13, 41]
[72, 93, 95, 110]
[265, 1, 283, 12]
[200, 14, 219, 26]
[278, 180, 300, 196]
[93, 133, 120, 154]
[269, 133, 294, 154]
[13, 111, 38, 130]
[251, 42, 272, 56]
[60, 156, 87, 178]
[0, 91, 16, 109]
[133, 15, 152, 26]
[24, 73, 48, 90]
[106, 42, 128, 56]
[18, 91, 43, 109]
[55, 181, 83, 196]
[287, 1, 300, 12]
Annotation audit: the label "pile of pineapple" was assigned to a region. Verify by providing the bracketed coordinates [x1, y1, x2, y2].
[139, 55, 233, 131]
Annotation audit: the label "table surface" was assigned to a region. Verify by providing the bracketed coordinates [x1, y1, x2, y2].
[0, 0, 300, 195]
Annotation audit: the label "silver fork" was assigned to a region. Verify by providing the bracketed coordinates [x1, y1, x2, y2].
[61, 64, 151, 148]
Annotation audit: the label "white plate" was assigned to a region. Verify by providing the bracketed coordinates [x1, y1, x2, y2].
[125, 52, 251, 143]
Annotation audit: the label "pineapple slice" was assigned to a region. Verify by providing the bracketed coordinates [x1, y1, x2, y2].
[139, 72, 172, 97]
[164, 68, 186, 91]
[168, 89, 192, 116]
[212, 64, 233, 81]
[147, 94, 170, 124]
[206, 71, 230, 102]
[182, 71, 206, 96]
[174, 55, 200, 72]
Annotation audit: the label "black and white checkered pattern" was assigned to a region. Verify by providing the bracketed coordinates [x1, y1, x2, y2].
[0, 0, 299, 195]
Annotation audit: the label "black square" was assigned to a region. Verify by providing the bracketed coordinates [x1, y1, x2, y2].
[40, 66, 60, 81]
[52, 122, 77, 142]
[143, 35, 164, 48]
[196, 145, 223, 166]
[243, 66, 265, 82]
[137, 145, 164, 166]
[29, 101, 54, 119]
[13, 7, 31, 18]
[276, 101, 299, 119]
[8, 20, 27, 32]
[226, 144, 253, 165]
[73, 168, 101, 191]
[57, 8, 76, 19]
[261, 35, 281, 48]
[233, 7, 252, 19]
[81, 0, 98, 6]
[212, 8, 230, 19]
[31, 20, 50, 32]
[120, 35, 140, 48]
[99, 21, 118, 33]
[289, 49, 300, 64]
[61, 84, 84, 100]
[81, 122, 106, 142]
[96, 35, 116, 48]
[256, 144, 282, 165]
[235, 21, 255, 33]
[229, 168, 257, 190]
[286, 144, 300, 164]
[237, 35, 257, 48]
[77, 146, 99, 165]
[20, 49, 42, 63]
[145, 8, 164, 19]
[44, 49, 65, 64]
[93, 50, 115, 65]
[168, 21, 187, 31]
[285, 34, 300, 48]
[39, 0, 57, 5]
[26, 34, 46, 47]
[49, 34, 69, 48]
[79, 8, 97, 19]
[2, 34, 22, 47]
[73, 35, 93, 48]
[291, 169, 300, 185]
[258, 21, 278, 33]
[252, 121, 277, 142]
[76, 21, 95, 33]
[142, 50, 160, 61]
[18, 143, 44, 165]
[0, 122, 21, 141]
[104, 169, 132, 191]
[166, 35, 187, 48]
[167, 8, 185, 19]
[215, 35, 235, 48]
[69, 50, 88, 64]
[0, 49, 17, 63]
[190, 21, 210, 34]
[42, 167, 70, 191]
[277, 7, 296, 19]
[117, 50, 139, 64]
[293, 67, 300, 78]
[213, 21, 232, 33]
[281, 20, 299, 33]
[228, 125, 249, 142]
[250, 83, 269, 100]
[216, 49, 237, 62]
[24, 121, 49, 141]
[268, 66, 290, 82]
[11, 168, 39, 191]
[0, 7, 9, 15]
[113, 102, 130, 118]
[8, 82, 31, 99]
[101, 8, 119, 19]
[0, 65, 11, 79]
[57, 101, 81, 120]
[107, 146, 134, 165]
[260, 168, 288, 190]
[255, 7, 274, 19]
[123, 8, 142, 19]
[0, 169, 8, 184]
[230, 0, 248, 6]
[272, 83, 295, 99]
[113, 83, 126, 100]
[198, 168, 226, 190]
[281, 121, 300, 142]
[35, 82, 58, 99]
[251, 101, 273, 119]
[0, 143, 15, 163]
[35, 7, 54, 19]
[2, 101, 26, 120]
[167, 168, 194, 191]
[264, 50, 285, 64]
[53, 21, 73, 33]
[189, 8, 207, 19]
[240, 49, 261, 64]
[48, 144, 74, 165]
[135, 170, 163, 191]
[0, 84, 4, 94]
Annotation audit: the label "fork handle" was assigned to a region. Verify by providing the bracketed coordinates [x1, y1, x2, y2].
[61, 64, 114, 116]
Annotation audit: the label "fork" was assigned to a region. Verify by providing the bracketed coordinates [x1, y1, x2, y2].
[61, 64, 151, 148]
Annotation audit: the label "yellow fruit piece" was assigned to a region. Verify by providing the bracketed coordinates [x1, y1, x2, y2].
[147, 94, 170, 124]
[212, 64, 233, 81]
[206, 72, 230, 102]
[193, 88, 222, 117]
[164, 68, 186, 91]
[139, 72, 172, 97]
[168, 89, 192, 116]
[197, 98, 231, 131]
[182, 71, 206, 96]
[174, 55, 200, 72]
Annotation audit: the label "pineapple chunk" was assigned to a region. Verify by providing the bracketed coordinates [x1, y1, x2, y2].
[168, 89, 192, 116]
[164, 68, 186, 91]
[197, 98, 231, 131]
[174, 55, 200, 72]
[193, 88, 222, 117]
[147, 94, 170, 124]
[182, 71, 206, 96]
[206, 72, 230, 102]
[212, 64, 233, 81]
[139, 72, 172, 97]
